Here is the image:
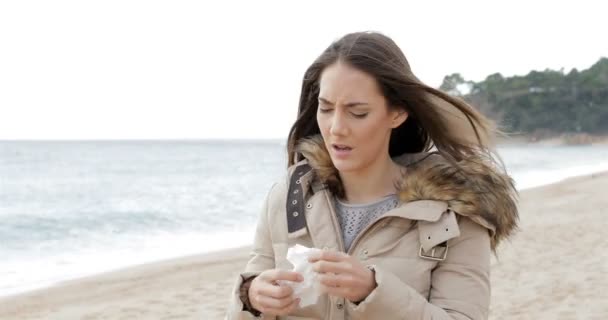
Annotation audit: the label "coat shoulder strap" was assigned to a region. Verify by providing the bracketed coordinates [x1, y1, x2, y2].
[286, 163, 312, 234]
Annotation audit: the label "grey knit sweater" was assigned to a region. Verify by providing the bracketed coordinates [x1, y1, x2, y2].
[334, 194, 400, 252]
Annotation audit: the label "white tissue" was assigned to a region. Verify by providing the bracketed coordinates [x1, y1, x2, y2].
[277, 244, 323, 307]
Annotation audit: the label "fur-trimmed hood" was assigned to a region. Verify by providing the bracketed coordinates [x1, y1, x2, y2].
[296, 134, 519, 250]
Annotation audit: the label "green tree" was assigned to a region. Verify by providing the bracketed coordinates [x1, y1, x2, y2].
[438, 57, 608, 134]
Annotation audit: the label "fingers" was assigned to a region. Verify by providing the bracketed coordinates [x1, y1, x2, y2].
[261, 269, 303, 283]
[318, 273, 355, 288]
[313, 264, 376, 302]
[309, 251, 353, 274]
[311, 259, 352, 274]
[308, 250, 347, 263]
[316, 273, 362, 302]
[251, 269, 305, 315]
[250, 271, 301, 316]
[256, 296, 300, 316]
[258, 282, 294, 299]
[255, 270, 301, 299]
[254, 293, 299, 310]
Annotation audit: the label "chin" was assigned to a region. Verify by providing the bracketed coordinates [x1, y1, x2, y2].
[331, 158, 360, 173]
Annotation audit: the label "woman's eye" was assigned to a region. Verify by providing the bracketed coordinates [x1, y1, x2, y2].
[352, 113, 368, 118]
[319, 108, 332, 113]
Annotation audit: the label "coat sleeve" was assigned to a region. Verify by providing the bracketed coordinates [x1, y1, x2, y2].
[346, 217, 492, 320]
[225, 183, 280, 320]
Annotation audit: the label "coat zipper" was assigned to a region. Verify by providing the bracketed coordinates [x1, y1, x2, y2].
[347, 207, 415, 256]
[325, 191, 406, 255]
[346, 214, 389, 256]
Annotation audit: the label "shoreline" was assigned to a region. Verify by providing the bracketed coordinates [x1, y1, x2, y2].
[2, 171, 608, 319]
[0, 246, 253, 319]
[0, 244, 255, 299]
[1, 167, 603, 299]
[0, 246, 252, 300]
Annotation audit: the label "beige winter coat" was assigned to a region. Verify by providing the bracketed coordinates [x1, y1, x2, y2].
[226, 135, 518, 320]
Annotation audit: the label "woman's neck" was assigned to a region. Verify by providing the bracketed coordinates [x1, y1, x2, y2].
[338, 157, 404, 204]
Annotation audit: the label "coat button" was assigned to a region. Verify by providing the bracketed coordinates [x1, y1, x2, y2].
[361, 249, 369, 260]
[292, 211, 299, 217]
[306, 203, 313, 209]
[337, 302, 344, 310]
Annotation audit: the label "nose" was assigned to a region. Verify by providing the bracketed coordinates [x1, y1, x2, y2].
[329, 111, 349, 136]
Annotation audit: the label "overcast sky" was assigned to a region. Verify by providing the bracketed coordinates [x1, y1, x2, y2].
[1, 0, 606, 139]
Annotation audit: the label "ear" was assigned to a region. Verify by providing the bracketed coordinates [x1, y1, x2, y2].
[390, 109, 408, 128]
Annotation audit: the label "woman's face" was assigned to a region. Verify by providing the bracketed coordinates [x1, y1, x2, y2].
[316, 62, 407, 173]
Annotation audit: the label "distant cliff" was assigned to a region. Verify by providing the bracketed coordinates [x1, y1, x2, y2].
[440, 57, 608, 138]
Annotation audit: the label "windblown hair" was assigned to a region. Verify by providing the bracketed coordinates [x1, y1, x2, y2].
[286, 31, 504, 173]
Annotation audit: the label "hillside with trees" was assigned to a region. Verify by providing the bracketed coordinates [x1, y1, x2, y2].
[440, 57, 608, 137]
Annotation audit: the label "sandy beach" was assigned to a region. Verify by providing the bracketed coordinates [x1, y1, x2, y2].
[1, 172, 607, 319]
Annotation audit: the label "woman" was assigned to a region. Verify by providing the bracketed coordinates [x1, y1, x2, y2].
[226, 31, 518, 320]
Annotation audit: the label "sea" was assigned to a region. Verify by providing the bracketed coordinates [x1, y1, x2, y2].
[1, 140, 608, 297]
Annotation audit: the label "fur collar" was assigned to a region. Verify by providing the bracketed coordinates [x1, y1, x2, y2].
[296, 134, 519, 250]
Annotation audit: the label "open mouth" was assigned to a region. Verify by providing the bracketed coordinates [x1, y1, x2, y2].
[332, 144, 353, 151]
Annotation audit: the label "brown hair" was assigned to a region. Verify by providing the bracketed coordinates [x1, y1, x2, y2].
[287, 31, 501, 170]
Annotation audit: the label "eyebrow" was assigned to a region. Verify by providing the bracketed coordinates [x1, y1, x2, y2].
[318, 97, 369, 108]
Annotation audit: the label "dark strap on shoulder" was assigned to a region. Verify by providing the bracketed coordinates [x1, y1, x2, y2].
[286, 163, 312, 233]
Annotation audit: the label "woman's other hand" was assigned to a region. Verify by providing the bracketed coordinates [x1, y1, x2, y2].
[248, 269, 303, 316]
[308, 250, 377, 303]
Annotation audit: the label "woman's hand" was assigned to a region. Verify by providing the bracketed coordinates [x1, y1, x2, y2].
[248, 269, 303, 316]
[308, 251, 377, 303]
